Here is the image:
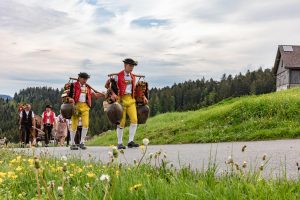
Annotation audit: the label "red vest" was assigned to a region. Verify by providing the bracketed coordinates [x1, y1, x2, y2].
[43, 111, 55, 125]
[73, 81, 92, 107]
[117, 70, 136, 97]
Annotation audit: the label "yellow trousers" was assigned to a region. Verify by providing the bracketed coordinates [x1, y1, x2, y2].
[119, 95, 138, 128]
[71, 102, 90, 131]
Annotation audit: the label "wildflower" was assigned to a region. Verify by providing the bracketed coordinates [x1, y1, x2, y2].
[28, 159, 34, 165]
[242, 145, 247, 152]
[62, 163, 67, 172]
[112, 148, 119, 158]
[130, 183, 143, 192]
[49, 180, 55, 189]
[100, 174, 110, 182]
[84, 183, 91, 191]
[61, 156, 67, 161]
[16, 166, 23, 172]
[242, 161, 247, 168]
[116, 170, 120, 177]
[142, 138, 149, 146]
[262, 154, 267, 161]
[119, 149, 125, 154]
[0, 161, 3, 164]
[259, 163, 264, 171]
[140, 145, 145, 151]
[77, 168, 83, 173]
[34, 156, 40, 169]
[0, 172, 6, 178]
[108, 151, 113, 158]
[57, 186, 64, 197]
[226, 156, 233, 164]
[163, 153, 167, 159]
[234, 163, 240, 170]
[87, 172, 96, 178]
[149, 153, 153, 159]
[0, 178, 3, 184]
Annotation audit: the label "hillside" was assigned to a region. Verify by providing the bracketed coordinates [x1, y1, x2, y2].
[87, 88, 300, 146]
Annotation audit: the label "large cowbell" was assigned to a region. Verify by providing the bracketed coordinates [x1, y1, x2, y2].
[106, 102, 123, 125]
[137, 104, 150, 124]
[60, 103, 74, 119]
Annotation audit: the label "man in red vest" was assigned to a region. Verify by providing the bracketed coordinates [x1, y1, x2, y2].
[67, 72, 104, 150]
[42, 105, 56, 147]
[106, 58, 148, 149]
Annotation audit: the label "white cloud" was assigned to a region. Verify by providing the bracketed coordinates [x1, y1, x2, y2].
[0, 0, 300, 96]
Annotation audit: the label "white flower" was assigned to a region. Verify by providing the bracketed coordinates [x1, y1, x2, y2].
[112, 146, 118, 150]
[100, 174, 110, 182]
[61, 156, 67, 161]
[142, 138, 149, 146]
[57, 186, 64, 196]
[108, 151, 113, 157]
[227, 156, 233, 164]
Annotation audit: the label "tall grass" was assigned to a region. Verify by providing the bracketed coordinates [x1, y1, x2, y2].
[1, 145, 300, 200]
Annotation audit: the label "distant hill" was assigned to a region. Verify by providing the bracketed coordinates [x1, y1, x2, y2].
[0, 94, 12, 100]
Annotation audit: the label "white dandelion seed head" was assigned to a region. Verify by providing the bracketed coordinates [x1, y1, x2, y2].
[142, 138, 150, 146]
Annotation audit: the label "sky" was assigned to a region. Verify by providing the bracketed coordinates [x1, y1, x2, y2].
[0, 0, 300, 96]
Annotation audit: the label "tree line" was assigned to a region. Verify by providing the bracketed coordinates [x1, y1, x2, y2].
[0, 67, 276, 142]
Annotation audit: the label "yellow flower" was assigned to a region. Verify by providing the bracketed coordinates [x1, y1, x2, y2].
[16, 156, 22, 161]
[7, 171, 17, 180]
[28, 159, 34, 165]
[0, 178, 3, 184]
[87, 172, 96, 178]
[0, 161, 3, 164]
[140, 145, 145, 151]
[16, 166, 23, 172]
[116, 170, 120, 177]
[130, 184, 143, 192]
[77, 168, 83, 173]
[69, 174, 74, 177]
[0, 172, 6, 178]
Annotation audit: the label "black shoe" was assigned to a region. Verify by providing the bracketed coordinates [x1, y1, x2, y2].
[70, 145, 78, 150]
[127, 141, 139, 148]
[79, 143, 87, 150]
[117, 144, 126, 149]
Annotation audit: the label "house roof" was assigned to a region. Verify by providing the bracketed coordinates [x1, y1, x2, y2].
[274, 45, 300, 74]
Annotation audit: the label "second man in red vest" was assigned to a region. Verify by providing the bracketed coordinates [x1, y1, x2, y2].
[42, 105, 56, 147]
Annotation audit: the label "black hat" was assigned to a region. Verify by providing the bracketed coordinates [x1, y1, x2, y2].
[78, 72, 90, 79]
[123, 58, 138, 66]
[46, 105, 52, 109]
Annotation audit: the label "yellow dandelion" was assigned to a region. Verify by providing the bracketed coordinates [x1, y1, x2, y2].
[140, 145, 145, 151]
[16, 156, 22, 161]
[0, 172, 6, 178]
[87, 172, 96, 178]
[130, 184, 143, 192]
[116, 170, 120, 177]
[16, 166, 23, 172]
[77, 168, 83, 173]
[69, 174, 74, 177]
[0, 161, 3, 164]
[28, 159, 34, 165]
[0, 178, 3, 184]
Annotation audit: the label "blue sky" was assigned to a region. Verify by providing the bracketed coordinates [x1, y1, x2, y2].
[0, 0, 300, 96]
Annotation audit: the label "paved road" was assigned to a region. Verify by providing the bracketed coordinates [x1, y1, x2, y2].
[16, 139, 300, 178]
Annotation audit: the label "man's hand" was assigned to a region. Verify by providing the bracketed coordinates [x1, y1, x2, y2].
[111, 93, 118, 102]
[68, 98, 75, 104]
[143, 97, 148, 105]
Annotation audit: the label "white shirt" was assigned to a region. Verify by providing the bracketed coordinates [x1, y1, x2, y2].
[42, 111, 56, 124]
[113, 71, 132, 94]
[19, 110, 35, 118]
[79, 84, 87, 102]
